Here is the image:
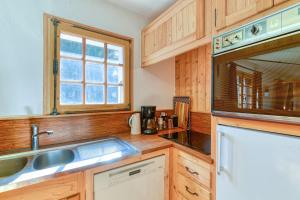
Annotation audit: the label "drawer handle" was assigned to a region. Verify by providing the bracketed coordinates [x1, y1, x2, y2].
[185, 166, 199, 176]
[185, 186, 199, 197]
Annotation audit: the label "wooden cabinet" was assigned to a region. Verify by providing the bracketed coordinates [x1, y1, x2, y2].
[142, 0, 211, 67]
[172, 148, 211, 200]
[214, 0, 273, 30]
[0, 172, 84, 200]
[214, 0, 298, 31]
[175, 44, 211, 113]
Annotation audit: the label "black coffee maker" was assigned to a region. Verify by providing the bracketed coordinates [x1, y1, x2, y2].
[141, 106, 157, 135]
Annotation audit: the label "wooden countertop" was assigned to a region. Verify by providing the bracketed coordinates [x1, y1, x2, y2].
[0, 129, 212, 194]
[116, 129, 213, 164]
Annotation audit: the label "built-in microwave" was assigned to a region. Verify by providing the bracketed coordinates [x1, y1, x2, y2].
[212, 3, 300, 124]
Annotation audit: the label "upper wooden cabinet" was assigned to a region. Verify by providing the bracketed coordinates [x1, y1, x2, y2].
[214, 0, 297, 31]
[214, 0, 273, 30]
[141, 0, 211, 67]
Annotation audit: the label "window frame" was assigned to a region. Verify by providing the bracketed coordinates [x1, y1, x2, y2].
[237, 71, 254, 109]
[44, 14, 132, 114]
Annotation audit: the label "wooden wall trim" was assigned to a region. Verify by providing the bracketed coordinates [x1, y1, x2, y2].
[0, 110, 173, 152]
[191, 112, 211, 134]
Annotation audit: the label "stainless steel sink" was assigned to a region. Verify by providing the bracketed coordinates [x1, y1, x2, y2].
[0, 157, 28, 178]
[33, 149, 74, 170]
[0, 137, 138, 188]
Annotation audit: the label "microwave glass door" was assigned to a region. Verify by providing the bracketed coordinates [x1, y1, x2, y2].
[213, 31, 300, 118]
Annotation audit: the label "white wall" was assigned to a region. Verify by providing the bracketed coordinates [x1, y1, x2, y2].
[0, 0, 175, 116]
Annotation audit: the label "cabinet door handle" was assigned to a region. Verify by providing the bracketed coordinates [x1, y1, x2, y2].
[185, 186, 199, 196]
[214, 8, 217, 27]
[185, 166, 199, 176]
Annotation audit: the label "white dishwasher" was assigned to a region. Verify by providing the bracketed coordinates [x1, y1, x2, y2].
[94, 155, 165, 200]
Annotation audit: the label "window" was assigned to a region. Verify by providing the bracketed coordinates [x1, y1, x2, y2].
[44, 15, 131, 114]
[237, 71, 253, 109]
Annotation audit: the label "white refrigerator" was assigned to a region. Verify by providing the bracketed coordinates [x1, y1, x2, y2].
[216, 125, 300, 200]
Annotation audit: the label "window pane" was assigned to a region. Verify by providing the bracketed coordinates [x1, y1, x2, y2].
[60, 83, 83, 105]
[107, 65, 123, 84]
[107, 85, 124, 104]
[60, 33, 82, 58]
[107, 44, 124, 64]
[86, 62, 104, 83]
[86, 39, 104, 61]
[86, 84, 104, 104]
[60, 59, 83, 81]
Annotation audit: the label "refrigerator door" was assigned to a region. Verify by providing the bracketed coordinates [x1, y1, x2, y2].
[216, 125, 300, 200]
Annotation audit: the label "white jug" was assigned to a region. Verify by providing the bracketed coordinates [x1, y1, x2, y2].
[129, 113, 141, 135]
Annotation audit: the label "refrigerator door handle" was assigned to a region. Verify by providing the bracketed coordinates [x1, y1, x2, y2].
[217, 131, 224, 175]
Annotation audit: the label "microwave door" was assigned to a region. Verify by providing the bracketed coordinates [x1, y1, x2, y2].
[212, 30, 300, 122]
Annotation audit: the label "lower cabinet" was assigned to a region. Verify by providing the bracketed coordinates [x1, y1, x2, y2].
[0, 148, 212, 200]
[0, 172, 84, 200]
[172, 148, 211, 200]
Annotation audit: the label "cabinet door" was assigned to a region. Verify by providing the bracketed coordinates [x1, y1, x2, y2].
[172, 0, 199, 43]
[0, 173, 83, 200]
[215, 0, 273, 30]
[143, 31, 156, 58]
[141, 0, 205, 67]
[143, 22, 170, 59]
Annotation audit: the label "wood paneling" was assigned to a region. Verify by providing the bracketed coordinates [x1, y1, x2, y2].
[0, 112, 132, 152]
[175, 44, 211, 113]
[0, 110, 173, 152]
[0, 172, 84, 200]
[191, 112, 211, 134]
[0, 111, 174, 152]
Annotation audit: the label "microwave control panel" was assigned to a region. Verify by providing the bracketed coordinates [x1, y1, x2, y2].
[222, 30, 243, 48]
[213, 3, 300, 55]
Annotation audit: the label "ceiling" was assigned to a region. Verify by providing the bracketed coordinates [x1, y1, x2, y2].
[104, 0, 176, 20]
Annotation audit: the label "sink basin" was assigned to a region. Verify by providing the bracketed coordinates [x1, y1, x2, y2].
[0, 157, 28, 178]
[33, 149, 74, 170]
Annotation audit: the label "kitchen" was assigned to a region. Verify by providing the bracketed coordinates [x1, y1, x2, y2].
[0, 0, 300, 200]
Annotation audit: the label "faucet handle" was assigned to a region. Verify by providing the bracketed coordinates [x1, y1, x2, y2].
[31, 124, 54, 136]
[44, 130, 54, 135]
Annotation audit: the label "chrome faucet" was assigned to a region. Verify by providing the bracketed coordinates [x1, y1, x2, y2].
[31, 124, 54, 150]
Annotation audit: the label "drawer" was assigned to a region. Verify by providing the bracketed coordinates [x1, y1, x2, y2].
[176, 150, 210, 188]
[176, 173, 210, 200]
